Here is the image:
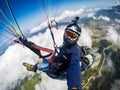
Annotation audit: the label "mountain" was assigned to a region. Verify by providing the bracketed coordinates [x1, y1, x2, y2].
[95, 5, 120, 20]
[79, 5, 120, 90]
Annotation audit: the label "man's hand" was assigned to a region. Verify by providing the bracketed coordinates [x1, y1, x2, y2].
[37, 58, 43, 64]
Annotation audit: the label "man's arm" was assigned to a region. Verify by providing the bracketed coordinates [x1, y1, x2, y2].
[67, 47, 82, 90]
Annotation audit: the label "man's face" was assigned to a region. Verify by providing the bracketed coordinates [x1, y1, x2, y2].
[65, 30, 78, 41]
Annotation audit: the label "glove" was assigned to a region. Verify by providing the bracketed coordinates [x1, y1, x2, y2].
[85, 54, 93, 65]
[19, 36, 27, 43]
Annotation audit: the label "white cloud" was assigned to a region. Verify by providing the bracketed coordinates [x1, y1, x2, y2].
[87, 13, 96, 19]
[98, 16, 110, 22]
[86, 9, 94, 12]
[30, 8, 84, 34]
[35, 72, 67, 90]
[115, 19, 120, 24]
[106, 26, 120, 45]
[78, 28, 93, 48]
[30, 22, 47, 34]
[115, 0, 120, 5]
[107, 59, 114, 70]
[0, 25, 66, 90]
[94, 7, 102, 11]
[56, 8, 84, 21]
[106, 55, 115, 72]
[0, 44, 38, 90]
[111, 79, 120, 90]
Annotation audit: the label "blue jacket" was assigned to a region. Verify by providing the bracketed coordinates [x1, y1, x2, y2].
[19, 37, 82, 89]
[56, 43, 82, 90]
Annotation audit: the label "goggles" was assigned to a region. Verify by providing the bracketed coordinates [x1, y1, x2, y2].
[65, 30, 79, 40]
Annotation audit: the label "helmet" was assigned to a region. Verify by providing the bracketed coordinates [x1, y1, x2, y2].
[65, 23, 81, 36]
[64, 17, 81, 45]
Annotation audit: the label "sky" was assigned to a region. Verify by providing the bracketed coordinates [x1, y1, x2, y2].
[0, 0, 116, 30]
[0, 0, 118, 53]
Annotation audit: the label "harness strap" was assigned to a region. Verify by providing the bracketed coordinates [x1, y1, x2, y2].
[34, 45, 54, 54]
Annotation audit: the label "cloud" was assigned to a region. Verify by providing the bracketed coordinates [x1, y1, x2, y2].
[56, 8, 84, 21]
[30, 8, 84, 34]
[98, 16, 110, 22]
[107, 58, 115, 71]
[106, 26, 120, 46]
[0, 25, 66, 90]
[94, 7, 103, 11]
[0, 43, 40, 90]
[87, 13, 96, 19]
[111, 79, 120, 90]
[86, 9, 94, 12]
[115, 19, 120, 24]
[115, 0, 120, 5]
[106, 54, 115, 72]
[35, 72, 67, 90]
[30, 22, 47, 34]
[78, 28, 93, 47]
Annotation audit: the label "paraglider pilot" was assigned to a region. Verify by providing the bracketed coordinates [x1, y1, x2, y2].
[19, 16, 82, 90]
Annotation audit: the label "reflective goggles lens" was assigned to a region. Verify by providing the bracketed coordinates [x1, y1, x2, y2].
[65, 30, 78, 40]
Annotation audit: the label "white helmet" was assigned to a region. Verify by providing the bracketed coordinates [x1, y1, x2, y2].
[64, 17, 81, 45]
